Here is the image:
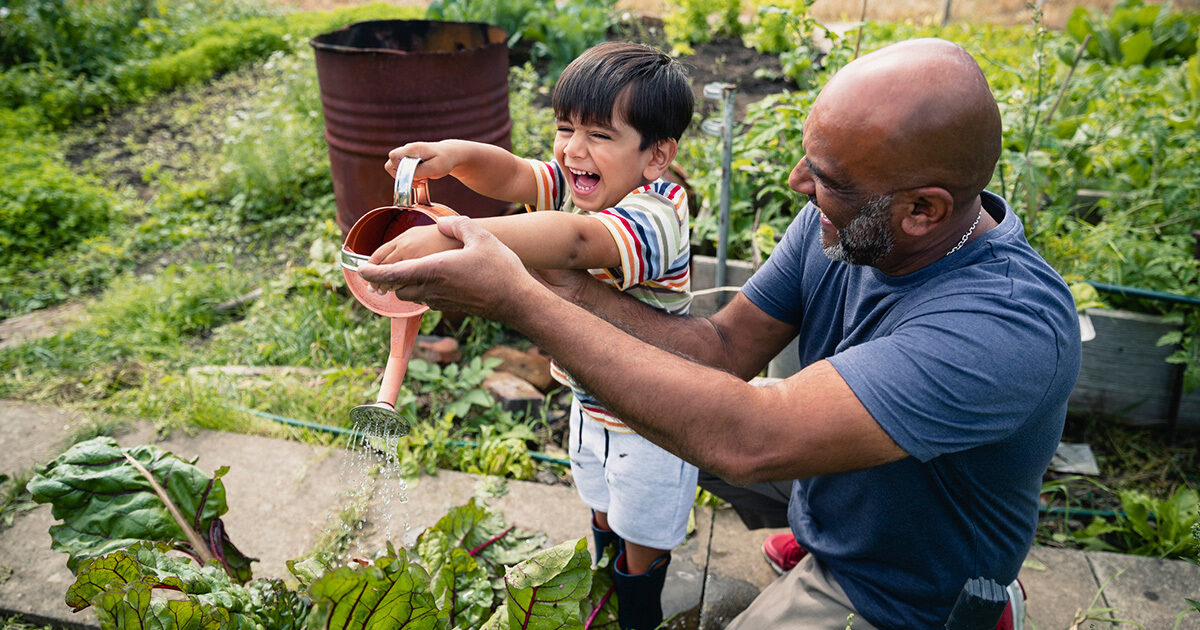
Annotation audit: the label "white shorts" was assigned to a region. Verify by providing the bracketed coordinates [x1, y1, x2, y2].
[568, 397, 699, 550]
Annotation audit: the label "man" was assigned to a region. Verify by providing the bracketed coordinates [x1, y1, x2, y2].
[359, 38, 1082, 628]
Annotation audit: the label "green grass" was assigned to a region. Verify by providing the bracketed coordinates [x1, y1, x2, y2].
[0, 616, 56, 630]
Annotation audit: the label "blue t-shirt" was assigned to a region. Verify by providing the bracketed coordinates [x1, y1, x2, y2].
[742, 191, 1081, 628]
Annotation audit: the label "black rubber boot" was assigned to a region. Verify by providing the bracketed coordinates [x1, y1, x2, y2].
[591, 513, 622, 565]
[614, 550, 670, 630]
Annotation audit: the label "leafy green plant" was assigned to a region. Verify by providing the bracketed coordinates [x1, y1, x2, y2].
[663, 0, 744, 54]
[0, 614, 55, 630]
[0, 108, 119, 271]
[28, 437, 255, 580]
[1069, 486, 1199, 559]
[34, 438, 618, 628]
[741, 0, 838, 87]
[525, 0, 618, 82]
[407, 356, 501, 420]
[0, 472, 37, 532]
[426, 0, 539, 50]
[507, 62, 555, 160]
[427, 0, 616, 83]
[457, 424, 540, 479]
[1182, 517, 1200, 620]
[683, 90, 815, 261]
[71, 542, 310, 629]
[1065, 0, 1200, 67]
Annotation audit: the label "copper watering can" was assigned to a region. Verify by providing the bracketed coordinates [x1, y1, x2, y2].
[340, 157, 458, 433]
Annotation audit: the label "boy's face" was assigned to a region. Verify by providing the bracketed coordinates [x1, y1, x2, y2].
[553, 112, 665, 212]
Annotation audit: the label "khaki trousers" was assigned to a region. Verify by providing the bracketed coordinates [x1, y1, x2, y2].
[726, 554, 879, 630]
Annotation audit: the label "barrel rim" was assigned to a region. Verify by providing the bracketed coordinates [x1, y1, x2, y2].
[309, 19, 508, 56]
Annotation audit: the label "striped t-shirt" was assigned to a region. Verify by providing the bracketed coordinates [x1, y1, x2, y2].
[527, 158, 692, 433]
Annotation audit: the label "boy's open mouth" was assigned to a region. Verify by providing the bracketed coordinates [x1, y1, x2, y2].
[569, 167, 600, 194]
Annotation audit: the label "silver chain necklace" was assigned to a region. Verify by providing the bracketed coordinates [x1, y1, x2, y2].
[945, 209, 984, 257]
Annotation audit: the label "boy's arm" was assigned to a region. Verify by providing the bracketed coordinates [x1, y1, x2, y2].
[475, 213, 620, 270]
[385, 140, 537, 206]
[368, 212, 622, 271]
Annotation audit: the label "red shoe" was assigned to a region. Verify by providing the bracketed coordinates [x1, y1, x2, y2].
[994, 579, 1026, 630]
[762, 532, 807, 574]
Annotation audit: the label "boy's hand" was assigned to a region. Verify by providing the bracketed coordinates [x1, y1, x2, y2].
[368, 224, 463, 266]
[385, 141, 462, 181]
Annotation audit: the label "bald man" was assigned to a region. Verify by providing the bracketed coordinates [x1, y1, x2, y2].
[359, 38, 1081, 628]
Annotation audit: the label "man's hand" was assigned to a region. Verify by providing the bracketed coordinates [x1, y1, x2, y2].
[357, 216, 541, 321]
[368, 224, 463, 266]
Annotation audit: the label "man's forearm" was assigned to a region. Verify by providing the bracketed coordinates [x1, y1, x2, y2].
[570, 276, 739, 373]
[506, 282, 758, 476]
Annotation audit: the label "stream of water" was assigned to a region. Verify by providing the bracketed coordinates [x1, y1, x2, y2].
[334, 413, 413, 562]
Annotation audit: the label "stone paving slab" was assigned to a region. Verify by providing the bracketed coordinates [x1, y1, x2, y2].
[699, 510, 786, 629]
[0, 401, 94, 475]
[1020, 545, 1105, 630]
[1087, 550, 1200, 629]
[0, 505, 98, 629]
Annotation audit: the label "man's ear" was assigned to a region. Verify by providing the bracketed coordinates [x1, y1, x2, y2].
[897, 186, 954, 237]
[642, 138, 678, 181]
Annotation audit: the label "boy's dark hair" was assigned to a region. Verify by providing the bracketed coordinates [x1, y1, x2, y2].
[553, 42, 693, 150]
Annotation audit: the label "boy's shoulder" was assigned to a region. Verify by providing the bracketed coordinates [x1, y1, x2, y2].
[622, 180, 689, 219]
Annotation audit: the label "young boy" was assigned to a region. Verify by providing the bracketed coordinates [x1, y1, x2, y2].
[369, 41, 694, 630]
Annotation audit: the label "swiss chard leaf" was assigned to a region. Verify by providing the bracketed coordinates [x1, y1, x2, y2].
[27, 437, 255, 582]
[488, 538, 593, 630]
[420, 498, 546, 571]
[307, 549, 441, 629]
[579, 545, 619, 630]
[70, 542, 309, 630]
[424, 534, 494, 630]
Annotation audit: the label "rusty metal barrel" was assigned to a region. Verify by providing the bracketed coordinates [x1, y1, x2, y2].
[311, 20, 515, 234]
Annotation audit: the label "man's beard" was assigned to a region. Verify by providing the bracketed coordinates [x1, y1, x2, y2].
[821, 193, 895, 266]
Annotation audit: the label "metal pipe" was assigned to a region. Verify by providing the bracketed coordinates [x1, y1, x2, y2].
[702, 82, 737, 307]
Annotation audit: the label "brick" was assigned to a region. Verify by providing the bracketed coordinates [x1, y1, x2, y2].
[483, 345, 555, 391]
[483, 371, 545, 414]
[413, 335, 461, 365]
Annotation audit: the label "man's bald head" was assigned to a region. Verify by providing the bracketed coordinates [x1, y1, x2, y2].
[808, 38, 1002, 211]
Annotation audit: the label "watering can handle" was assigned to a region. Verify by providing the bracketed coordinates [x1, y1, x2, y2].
[394, 157, 432, 208]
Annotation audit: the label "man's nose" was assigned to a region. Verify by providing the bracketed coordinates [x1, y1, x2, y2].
[789, 159, 815, 195]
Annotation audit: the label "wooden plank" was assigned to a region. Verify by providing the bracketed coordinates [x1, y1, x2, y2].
[1069, 308, 1198, 428]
